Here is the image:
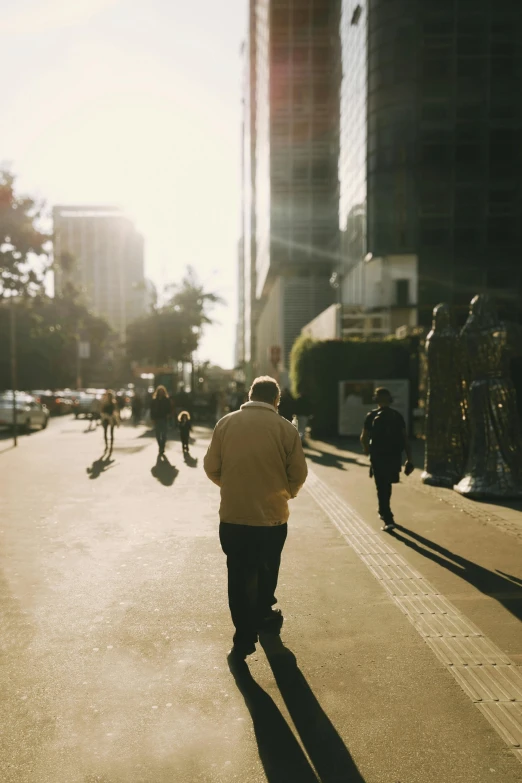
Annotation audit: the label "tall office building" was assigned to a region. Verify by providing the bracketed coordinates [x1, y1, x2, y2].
[242, 0, 341, 384]
[53, 205, 146, 341]
[235, 239, 246, 367]
[339, 0, 522, 331]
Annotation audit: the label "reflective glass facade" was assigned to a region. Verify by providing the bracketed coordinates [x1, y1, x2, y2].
[255, 0, 341, 299]
[416, 0, 522, 323]
[339, 0, 367, 268]
[339, 0, 522, 324]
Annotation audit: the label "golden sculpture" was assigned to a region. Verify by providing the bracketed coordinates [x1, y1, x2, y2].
[422, 303, 467, 488]
[455, 294, 522, 499]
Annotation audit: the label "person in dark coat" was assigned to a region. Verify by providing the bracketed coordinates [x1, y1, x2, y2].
[360, 387, 414, 531]
[278, 388, 295, 422]
[150, 385, 171, 456]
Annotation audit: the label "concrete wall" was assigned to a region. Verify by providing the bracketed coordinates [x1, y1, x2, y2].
[255, 278, 284, 377]
[302, 304, 339, 340]
[342, 254, 418, 311]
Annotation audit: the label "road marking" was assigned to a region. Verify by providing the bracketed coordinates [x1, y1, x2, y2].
[306, 468, 522, 762]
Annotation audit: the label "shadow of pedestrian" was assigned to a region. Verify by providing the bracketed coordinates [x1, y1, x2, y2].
[151, 454, 178, 486]
[86, 453, 114, 479]
[183, 452, 198, 468]
[259, 635, 365, 783]
[389, 525, 522, 623]
[227, 654, 320, 783]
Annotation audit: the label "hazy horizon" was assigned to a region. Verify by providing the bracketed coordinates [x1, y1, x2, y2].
[1, 0, 247, 369]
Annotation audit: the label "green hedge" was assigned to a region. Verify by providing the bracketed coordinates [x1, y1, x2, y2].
[289, 335, 413, 437]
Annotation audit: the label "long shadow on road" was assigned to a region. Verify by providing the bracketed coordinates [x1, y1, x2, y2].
[390, 524, 522, 623]
[151, 454, 179, 486]
[260, 635, 365, 783]
[229, 635, 365, 783]
[228, 654, 319, 783]
[183, 452, 198, 468]
[86, 452, 115, 479]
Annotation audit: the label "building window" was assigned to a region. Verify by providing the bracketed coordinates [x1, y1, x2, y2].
[312, 48, 330, 68]
[351, 5, 362, 26]
[421, 101, 451, 122]
[421, 142, 452, 166]
[421, 218, 451, 246]
[395, 279, 410, 307]
[487, 217, 518, 247]
[312, 6, 329, 27]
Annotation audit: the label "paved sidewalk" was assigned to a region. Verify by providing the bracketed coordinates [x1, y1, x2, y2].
[0, 419, 521, 781]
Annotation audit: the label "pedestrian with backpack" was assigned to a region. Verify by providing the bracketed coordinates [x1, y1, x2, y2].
[360, 387, 414, 531]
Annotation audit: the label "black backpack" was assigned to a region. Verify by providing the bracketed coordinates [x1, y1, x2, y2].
[370, 408, 404, 456]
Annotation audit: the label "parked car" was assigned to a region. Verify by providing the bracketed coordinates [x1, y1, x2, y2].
[0, 393, 50, 431]
[31, 390, 74, 416]
[73, 391, 100, 419]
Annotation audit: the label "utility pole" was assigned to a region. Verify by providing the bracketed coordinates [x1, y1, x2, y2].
[76, 335, 82, 390]
[10, 295, 18, 447]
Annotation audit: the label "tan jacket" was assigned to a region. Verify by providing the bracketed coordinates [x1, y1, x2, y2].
[204, 401, 308, 526]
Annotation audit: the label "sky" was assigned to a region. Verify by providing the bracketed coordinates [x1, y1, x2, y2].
[0, 0, 246, 368]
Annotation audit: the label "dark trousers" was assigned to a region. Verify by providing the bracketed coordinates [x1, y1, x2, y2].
[181, 433, 190, 452]
[219, 522, 287, 647]
[102, 420, 115, 445]
[155, 419, 168, 451]
[372, 461, 397, 523]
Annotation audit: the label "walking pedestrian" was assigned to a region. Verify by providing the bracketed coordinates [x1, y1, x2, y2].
[150, 385, 171, 456]
[278, 387, 295, 422]
[131, 393, 143, 426]
[100, 390, 120, 452]
[204, 375, 308, 660]
[360, 387, 414, 532]
[177, 410, 192, 454]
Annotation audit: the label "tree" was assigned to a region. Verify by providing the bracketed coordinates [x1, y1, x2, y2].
[0, 169, 50, 298]
[0, 295, 112, 390]
[126, 267, 224, 367]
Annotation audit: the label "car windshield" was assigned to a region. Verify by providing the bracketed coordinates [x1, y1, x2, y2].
[0, 393, 33, 405]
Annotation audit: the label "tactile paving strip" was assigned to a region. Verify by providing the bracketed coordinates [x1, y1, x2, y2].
[306, 469, 522, 760]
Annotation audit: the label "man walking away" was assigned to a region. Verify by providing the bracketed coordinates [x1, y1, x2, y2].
[204, 376, 308, 660]
[150, 385, 171, 456]
[360, 387, 414, 532]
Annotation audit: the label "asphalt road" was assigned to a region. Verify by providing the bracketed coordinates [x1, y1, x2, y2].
[1, 417, 521, 782]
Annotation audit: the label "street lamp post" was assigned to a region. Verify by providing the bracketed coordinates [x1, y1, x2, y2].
[10, 295, 18, 447]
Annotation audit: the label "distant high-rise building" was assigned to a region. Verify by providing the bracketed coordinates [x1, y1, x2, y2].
[53, 205, 146, 341]
[339, 0, 522, 332]
[235, 239, 246, 368]
[241, 0, 341, 384]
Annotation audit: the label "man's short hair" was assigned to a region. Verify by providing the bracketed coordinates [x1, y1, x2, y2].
[249, 376, 281, 404]
[374, 387, 393, 403]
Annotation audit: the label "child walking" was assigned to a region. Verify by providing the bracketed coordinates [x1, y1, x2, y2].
[177, 411, 192, 455]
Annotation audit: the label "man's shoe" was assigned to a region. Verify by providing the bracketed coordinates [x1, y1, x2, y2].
[257, 609, 283, 633]
[381, 520, 396, 532]
[229, 641, 256, 660]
